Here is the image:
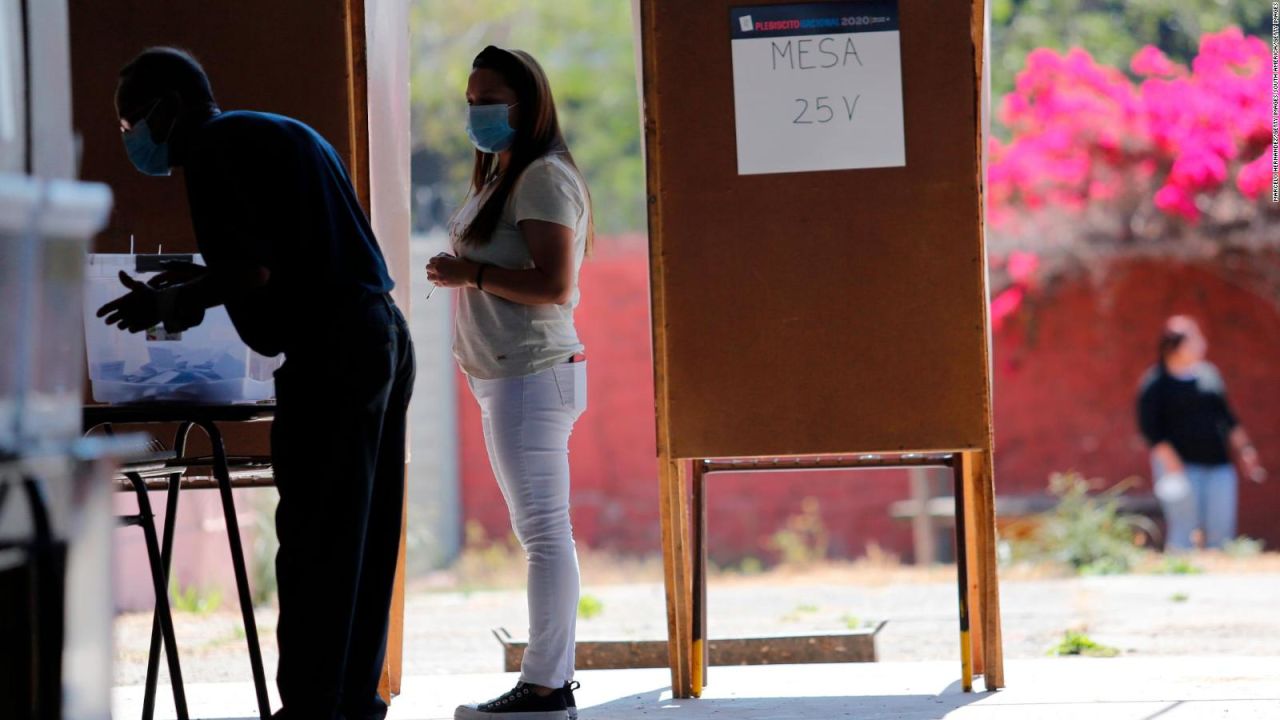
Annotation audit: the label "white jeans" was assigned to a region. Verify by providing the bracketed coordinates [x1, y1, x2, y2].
[467, 361, 586, 688]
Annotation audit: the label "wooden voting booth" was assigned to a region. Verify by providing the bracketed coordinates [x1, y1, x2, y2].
[67, 0, 412, 704]
[637, 0, 1003, 697]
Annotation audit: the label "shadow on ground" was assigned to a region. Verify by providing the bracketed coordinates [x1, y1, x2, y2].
[579, 682, 985, 720]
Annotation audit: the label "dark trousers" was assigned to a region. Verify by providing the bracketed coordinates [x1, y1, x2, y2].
[271, 294, 415, 720]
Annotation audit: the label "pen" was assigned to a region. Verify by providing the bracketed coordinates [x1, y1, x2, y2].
[427, 251, 453, 300]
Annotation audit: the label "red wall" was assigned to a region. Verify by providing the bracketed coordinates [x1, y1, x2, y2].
[992, 259, 1280, 542]
[458, 245, 1280, 561]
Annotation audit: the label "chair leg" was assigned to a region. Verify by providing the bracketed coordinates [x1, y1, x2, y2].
[691, 460, 709, 693]
[141, 474, 183, 720]
[200, 422, 272, 719]
[951, 456, 973, 693]
[142, 421, 193, 720]
[127, 473, 189, 720]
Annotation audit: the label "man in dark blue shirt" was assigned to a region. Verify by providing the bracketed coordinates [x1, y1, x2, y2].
[98, 47, 415, 720]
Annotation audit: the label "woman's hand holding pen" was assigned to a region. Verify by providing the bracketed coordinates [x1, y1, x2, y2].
[426, 252, 480, 293]
[426, 252, 481, 299]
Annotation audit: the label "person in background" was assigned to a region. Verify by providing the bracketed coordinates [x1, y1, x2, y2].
[1136, 315, 1266, 551]
[426, 46, 591, 720]
[99, 47, 415, 720]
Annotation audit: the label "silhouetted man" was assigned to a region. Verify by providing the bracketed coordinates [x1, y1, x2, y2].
[99, 47, 415, 720]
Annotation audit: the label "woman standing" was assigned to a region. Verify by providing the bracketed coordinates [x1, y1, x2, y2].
[1137, 315, 1266, 551]
[427, 46, 591, 720]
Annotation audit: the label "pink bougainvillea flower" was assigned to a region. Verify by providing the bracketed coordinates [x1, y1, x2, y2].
[1006, 251, 1040, 284]
[1153, 183, 1200, 223]
[1088, 178, 1121, 201]
[989, 26, 1268, 227]
[1237, 149, 1273, 200]
[1168, 146, 1229, 190]
[989, 286, 1025, 332]
[1131, 45, 1181, 77]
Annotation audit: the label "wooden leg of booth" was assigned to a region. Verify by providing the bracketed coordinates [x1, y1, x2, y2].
[960, 451, 985, 679]
[378, 471, 409, 703]
[951, 455, 973, 693]
[659, 457, 696, 698]
[690, 459, 709, 694]
[974, 450, 1005, 689]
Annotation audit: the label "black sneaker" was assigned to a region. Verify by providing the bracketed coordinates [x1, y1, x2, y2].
[563, 681, 580, 720]
[455, 682, 568, 720]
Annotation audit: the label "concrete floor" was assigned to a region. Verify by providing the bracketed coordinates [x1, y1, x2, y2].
[114, 656, 1280, 720]
[115, 572, 1280, 686]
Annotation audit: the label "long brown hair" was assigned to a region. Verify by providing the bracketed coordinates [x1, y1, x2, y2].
[457, 46, 594, 253]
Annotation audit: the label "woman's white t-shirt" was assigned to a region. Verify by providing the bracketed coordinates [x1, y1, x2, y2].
[449, 153, 588, 380]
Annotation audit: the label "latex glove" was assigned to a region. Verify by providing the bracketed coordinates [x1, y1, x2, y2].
[96, 271, 161, 333]
[147, 259, 208, 290]
[156, 285, 205, 333]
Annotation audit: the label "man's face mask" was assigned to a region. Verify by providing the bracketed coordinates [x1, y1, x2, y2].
[466, 103, 518, 154]
[122, 100, 174, 177]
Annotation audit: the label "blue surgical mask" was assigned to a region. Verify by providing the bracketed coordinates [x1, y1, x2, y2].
[466, 103, 517, 154]
[122, 103, 173, 176]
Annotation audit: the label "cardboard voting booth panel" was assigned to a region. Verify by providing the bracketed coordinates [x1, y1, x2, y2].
[638, 0, 1002, 698]
[644, 0, 991, 461]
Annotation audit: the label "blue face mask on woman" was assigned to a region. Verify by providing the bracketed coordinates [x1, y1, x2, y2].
[122, 101, 173, 177]
[466, 103, 518, 154]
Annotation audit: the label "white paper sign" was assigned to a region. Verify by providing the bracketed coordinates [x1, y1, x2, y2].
[730, 2, 905, 175]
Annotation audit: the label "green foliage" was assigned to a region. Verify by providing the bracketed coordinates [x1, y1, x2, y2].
[1169, 592, 1189, 603]
[780, 603, 820, 622]
[1077, 554, 1133, 576]
[767, 497, 830, 567]
[169, 577, 222, 615]
[1158, 555, 1204, 575]
[453, 520, 525, 591]
[736, 556, 765, 575]
[578, 593, 605, 620]
[1222, 536, 1265, 558]
[249, 489, 279, 606]
[840, 613, 863, 630]
[1049, 630, 1119, 657]
[991, 0, 1269, 118]
[1011, 473, 1157, 574]
[409, 0, 644, 234]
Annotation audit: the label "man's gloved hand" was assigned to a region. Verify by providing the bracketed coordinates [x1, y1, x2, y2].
[147, 259, 208, 290]
[97, 270, 205, 333]
[97, 271, 161, 333]
[157, 283, 205, 333]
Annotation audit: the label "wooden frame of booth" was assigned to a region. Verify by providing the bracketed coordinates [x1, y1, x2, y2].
[637, 0, 1004, 698]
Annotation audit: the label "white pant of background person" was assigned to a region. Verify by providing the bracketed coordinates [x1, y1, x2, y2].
[467, 360, 587, 688]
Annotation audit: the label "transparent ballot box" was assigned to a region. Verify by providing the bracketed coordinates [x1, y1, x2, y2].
[84, 254, 282, 404]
